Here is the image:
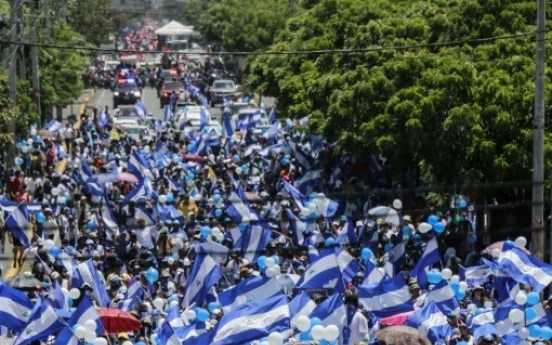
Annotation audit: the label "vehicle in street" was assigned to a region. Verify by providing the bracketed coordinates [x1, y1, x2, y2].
[229, 102, 255, 116]
[113, 79, 141, 108]
[113, 105, 135, 118]
[233, 108, 268, 126]
[176, 106, 212, 129]
[209, 79, 238, 107]
[122, 125, 155, 142]
[160, 81, 186, 108]
[114, 117, 141, 127]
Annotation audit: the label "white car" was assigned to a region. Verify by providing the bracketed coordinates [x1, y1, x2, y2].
[114, 117, 141, 127]
[176, 106, 212, 129]
[232, 108, 268, 127]
[122, 125, 154, 142]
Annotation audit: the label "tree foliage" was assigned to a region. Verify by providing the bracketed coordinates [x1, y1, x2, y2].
[161, 0, 210, 30]
[247, 0, 552, 189]
[66, 0, 127, 46]
[197, 0, 290, 52]
[38, 23, 88, 110]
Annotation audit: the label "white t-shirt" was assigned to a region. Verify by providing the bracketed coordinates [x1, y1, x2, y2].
[339, 311, 369, 345]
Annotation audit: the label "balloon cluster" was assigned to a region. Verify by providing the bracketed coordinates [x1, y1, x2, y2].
[258, 255, 281, 277]
[72, 318, 101, 344]
[278, 316, 339, 344]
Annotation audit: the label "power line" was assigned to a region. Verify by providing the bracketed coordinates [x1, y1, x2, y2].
[0, 31, 536, 56]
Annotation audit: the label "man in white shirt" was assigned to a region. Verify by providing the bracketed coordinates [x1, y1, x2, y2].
[339, 292, 369, 345]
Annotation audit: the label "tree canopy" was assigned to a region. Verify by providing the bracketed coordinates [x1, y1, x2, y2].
[0, 72, 38, 145]
[66, 0, 127, 46]
[246, 0, 552, 188]
[197, 0, 290, 52]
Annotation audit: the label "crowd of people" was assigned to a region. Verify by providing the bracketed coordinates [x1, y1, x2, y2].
[1, 20, 551, 345]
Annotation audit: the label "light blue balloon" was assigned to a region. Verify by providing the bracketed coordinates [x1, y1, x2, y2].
[325, 238, 335, 247]
[200, 228, 212, 237]
[257, 256, 267, 269]
[428, 215, 439, 225]
[433, 222, 445, 233]
[310, 317, 322, 328]
[449, 281, 460, 292]
[459, 200, 467, 208]
[361, 248, 372, 261]
[427, 271, 442, 284]
[215, 209, 223, 217]
[196, 308, 209, 322]
[172, 253, 180, 260]
[87, 221, 96, 229]
[527, 291, 540, 305]
[475, 308, 486, 315]
[36, 213, 45, 223]
[540, 326, 552, 340]
[528, 324, 541, 338]
[146, 267, 159, 283]
[273, 256, 280, 265]
[384, 243, 393, 253]
[526, 307, 537, 321]
[238, 223, 247, 231]
[208, 302, 219, 312]
[72, 324, 82, 331]
[213, 194, 222, 203]
[49, 246, 61, 258]
[166, 194, 174, 203]
[455, 289, 466, 300]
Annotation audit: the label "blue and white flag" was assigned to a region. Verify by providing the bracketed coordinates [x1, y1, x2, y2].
[310, 193, 338, 218]
[296, 248, 347, 294]
[54, 297, 105, 345]
[309, 293, 346, 327]
[117, 295, 140, 312]
[410, 234, 440, 288]
[460, 264, 491, 287]
[128, 150, 150, 178]
[48, 280, 69, 311]
[241, 226, 272, 263]
[164, 105, 173, 123]
[218, 276, 283, 313]
[468, 311, 498, 338]
[405, 301, 451, 343]
[498, 241, 552, 292]
[425, 279, 460, 314]
[225, 185, 260, 224]
[45, 119, 63, 132]
[358, 275, 414, 319]
[182, 248, 223, 308]
[210, 294, 290, 345]
[133, 100, 147, 121]
[98, 109, 108, 127]
[363, 259, 385, 285]
[5, 203, 30, 248]
[0, 283, 34, 332]
[72, 260, 111, 307]
[289, 291, 317, 325]
[13, 298, 66, 345]
[125, 276, 145, 301]
[268, 107, 276, 124]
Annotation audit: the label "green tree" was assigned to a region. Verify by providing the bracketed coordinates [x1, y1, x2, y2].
[38, 23, 88, 113]
[66, 0, 127, 46]
[198, 0, 290, 52]
[247, 0, 552, 191]
[161, 0, 209, 29]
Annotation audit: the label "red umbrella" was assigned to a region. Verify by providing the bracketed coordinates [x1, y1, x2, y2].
[379, 310, 417, 326]
[117, 172, 139, 183]
[183, 153, 204, 163]
[97, 308, 142, 334]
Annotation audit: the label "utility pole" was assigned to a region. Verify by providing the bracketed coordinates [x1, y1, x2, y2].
[31, 0, 41, 126]
[532, 0, 546, 260]
[16, 3, 25, 80]
[6, 0, 19, 190]
[43, 0, 50, 35]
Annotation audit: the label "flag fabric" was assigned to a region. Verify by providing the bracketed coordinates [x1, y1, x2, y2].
[218, 276, 283, 313]
[5, 203, 30, 248]
[133, 100, 147, 121]
[13, 298, 66, 345]
[117, 295, 140, 312]
[363, 259, 385, 285]
[405, 300, 452, 343]
[0, 283, 34, 332]
[288, 291, 317, 326]
[72, 260, 111, 307]
[410, 234, 440, 288]
[241, 226, 272, 263]
[53, 297, 105, 345]
[45, 119, 63, 132]
[309, 293, 346, 327]
[498, 241, 552, 292]
[182, 248, 223, 308]
[210, 294, 290, 345]
[48, 280, 69, 311]
[358, 275, 414, 319]
[296, 248, 347, 294]
[424, 279, 460, 314]
[468, 311, 498, 338]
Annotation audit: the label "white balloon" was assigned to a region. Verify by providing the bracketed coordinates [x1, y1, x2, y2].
[84, 331, 96, 342]
[267, 332, 284, 345]
[184, 309, 196, 320]
[93, 338, 108, 345]
[311, 325, 326, 340]
[515, 236, 527, 248]
[51, 187, 60, 196]
[509, 309, 524, 323]
[122, 341, 134, 345]
[144, 145, 151, 153]
[30, 128, 37, 136]
[515, 292, 527, 305]
[301, 208, 311, 217]
[265, 267, 277, 278]
[307, 203, 318, 213]
[215, 233, 224, 242]
[153, 297, 165, 310]
[212, 227, 221, 235]
[44, 239, 55, 250]
[324, 325, 340, 341]
[242, 217, 250, 223]
[149, 335, 158, 345]
[158, 195, 167, 204]
[84, 320, 97, 332]
[61, 287, 69, 298]
[170, 300, 179, 309]
[157, 318, 165, 328]
[69, 288, 81, 300]
[418, 222, 432, 234]
[295, 315, 311, 332]
[168, 257, 175, 265]
[194, 194, 202, 202]
[492, 248, 501, 258]
[236, 167, 242, 175]
[459, 281, 468, 291]
[265, 257, 275, 268]
[273, 264, 281, 273]
[467, 303, 477, 312]
[393, 199, 402, 209]
[260, 342, 270, 345]
[518, 327, 529, 339]
[446, 247, 456, 257]
[75, 326, 87, 338]
[450, 275, 460, 283]
[441, 268, 453, 280]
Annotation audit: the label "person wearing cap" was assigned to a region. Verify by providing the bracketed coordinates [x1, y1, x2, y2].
[226, 251, 249, 280]
[178, 193, 198, 219]
[158, 269, 176, 296]
[339, 292, 369, 345]
[156, 227, 175, 258]
[477, 334, 496, 345]
[457, 323, 474, 345]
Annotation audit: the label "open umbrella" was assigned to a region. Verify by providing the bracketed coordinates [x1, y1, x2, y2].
[97, 308, 141, 334]
[374, 325, 431, 345]
[117, 172, 139, 183]
[368, 206, 403, 226]
[484, 241, 531, 255]
[379, 310, 416, 326]
[7, 275, 41, 290]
